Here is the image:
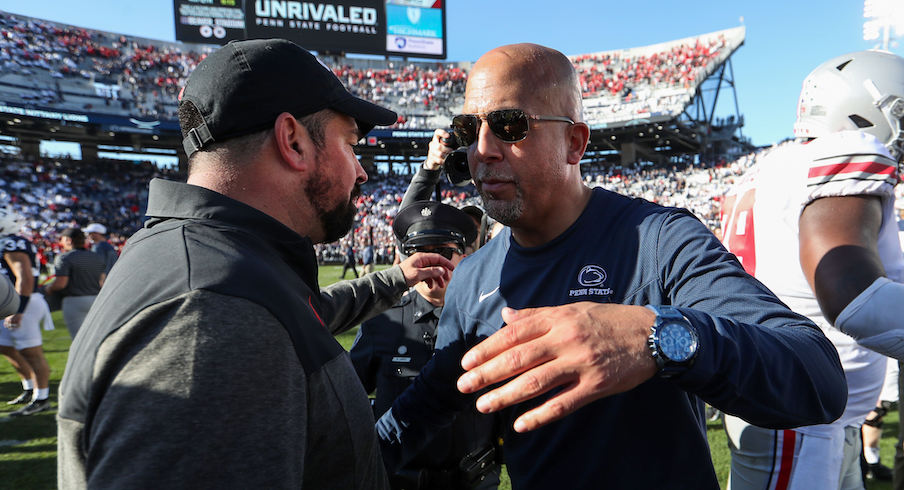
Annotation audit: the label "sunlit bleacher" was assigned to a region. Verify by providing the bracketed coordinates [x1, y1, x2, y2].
[0, 11, 742, 130]
[573, 27, 744, 129]
[0, 11, 751, 263]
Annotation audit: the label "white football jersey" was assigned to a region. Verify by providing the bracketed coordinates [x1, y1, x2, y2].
[721, 130, 904, 429]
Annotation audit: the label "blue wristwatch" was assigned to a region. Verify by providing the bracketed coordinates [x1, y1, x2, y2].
[646, 305, 698, 378]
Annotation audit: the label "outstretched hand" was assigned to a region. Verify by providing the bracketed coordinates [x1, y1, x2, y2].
[456, 302, 658, 433]
[398, 252, 455, 289]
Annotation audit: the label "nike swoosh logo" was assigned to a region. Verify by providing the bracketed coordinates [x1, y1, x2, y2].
[478, 286, 500, 303]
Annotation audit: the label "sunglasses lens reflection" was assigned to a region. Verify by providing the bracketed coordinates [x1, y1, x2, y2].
[452, 114, 478, 147]
[451, 109, 530, 146]
[487, 109, 530, 142]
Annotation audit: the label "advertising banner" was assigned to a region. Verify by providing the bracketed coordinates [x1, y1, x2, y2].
[245, 0, 385, 55]
[173, 0, 247, 44]
[173, 0, 446, 58]
[385, 0, 445, 57]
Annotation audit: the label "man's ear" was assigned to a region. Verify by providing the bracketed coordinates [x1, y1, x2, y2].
[566, 121, 590, 165]
[274, 112, 313, 171]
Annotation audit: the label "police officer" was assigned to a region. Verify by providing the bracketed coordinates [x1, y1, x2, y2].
[351, 201, 500, 490]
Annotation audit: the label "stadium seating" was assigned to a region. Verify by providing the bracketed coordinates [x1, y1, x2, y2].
[0, 10, 751, 264]
[1, 145, 768, 267]
[0, 154, 180, 270]
[0, 11, 743, 129]
[573, 28, 744, 128]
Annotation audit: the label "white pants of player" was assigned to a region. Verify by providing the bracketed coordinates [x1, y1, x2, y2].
[878, 356, 899, 403]
[724, 416, 863, 490]
[0, 292, 53, 349]
[725, 333, 885, 490]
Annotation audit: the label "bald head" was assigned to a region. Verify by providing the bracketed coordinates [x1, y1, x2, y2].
[465, 43, 583, 121]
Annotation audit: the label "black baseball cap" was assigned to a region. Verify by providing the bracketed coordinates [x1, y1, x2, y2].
[393, 201, 478, 250]
[179, 38, 398, 157]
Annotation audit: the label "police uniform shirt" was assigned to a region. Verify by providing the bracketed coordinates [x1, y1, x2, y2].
[351, 290, 496, 473]
[352, 290, 440, 412]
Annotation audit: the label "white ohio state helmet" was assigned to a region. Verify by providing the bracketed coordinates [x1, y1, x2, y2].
[794, 50, 904, 161]
[0, 207, 21, 235]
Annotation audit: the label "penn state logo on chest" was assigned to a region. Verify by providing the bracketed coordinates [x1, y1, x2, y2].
[568, 265, 613, 298]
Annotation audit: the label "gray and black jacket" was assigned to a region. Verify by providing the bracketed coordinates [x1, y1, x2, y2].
[58, 178, 399, 489]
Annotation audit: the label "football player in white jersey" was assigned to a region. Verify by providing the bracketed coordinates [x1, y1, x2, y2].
[0, 208, 54, 416]
[720, 50, 904, 490]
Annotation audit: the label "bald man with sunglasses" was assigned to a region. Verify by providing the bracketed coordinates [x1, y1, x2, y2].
[377, 43, 847, 489]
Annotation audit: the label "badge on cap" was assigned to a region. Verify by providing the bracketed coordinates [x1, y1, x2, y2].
[393, 200, 479, 250]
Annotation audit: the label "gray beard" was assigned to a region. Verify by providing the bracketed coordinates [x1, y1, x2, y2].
[479, 187, 524, 226]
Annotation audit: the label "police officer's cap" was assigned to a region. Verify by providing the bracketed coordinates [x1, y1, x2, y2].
[393, 200, 478, 250]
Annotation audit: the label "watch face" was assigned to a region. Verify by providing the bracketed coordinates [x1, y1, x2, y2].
[660, 323, 697, 362]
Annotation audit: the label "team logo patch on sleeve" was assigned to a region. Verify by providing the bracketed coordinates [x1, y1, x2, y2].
[807, 153, 898, 188]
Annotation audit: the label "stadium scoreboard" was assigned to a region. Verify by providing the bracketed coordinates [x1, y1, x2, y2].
[173, 0, 447, 59]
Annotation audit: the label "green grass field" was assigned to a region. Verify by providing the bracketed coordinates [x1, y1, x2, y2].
[0, 265, 898, 489]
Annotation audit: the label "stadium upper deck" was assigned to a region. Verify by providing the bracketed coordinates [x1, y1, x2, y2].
[0, 10, 744, 134]
[574, 28, 744, 129]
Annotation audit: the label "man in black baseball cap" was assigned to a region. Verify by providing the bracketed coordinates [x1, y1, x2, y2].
[352, 203, 501, 488]
[58, 39, 456, 489]
[180, 38, 397, 157]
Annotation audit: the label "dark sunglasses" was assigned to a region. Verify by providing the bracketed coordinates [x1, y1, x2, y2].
[451, 109, 575, 147]
[405, 246, 461, 260]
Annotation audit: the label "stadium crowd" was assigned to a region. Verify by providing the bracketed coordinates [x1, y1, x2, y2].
[0, 10, 741, 129]
[584, 144, 772, 233]
[573, 34, 728, 97]
[0, 146, 768, 275]
[0, 10, 753, 279]
[0, 155, 179, 272]
[573, 30, 741, 125]
[0, 11, 210, 120]
[332, 62, 469, 128]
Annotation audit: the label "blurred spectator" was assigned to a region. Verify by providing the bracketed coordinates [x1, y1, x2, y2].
[341, 242, 358, 279]
[85, 222, 117, 273]
[42, 227, 105, 339]
[362, 240, 375, 275]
